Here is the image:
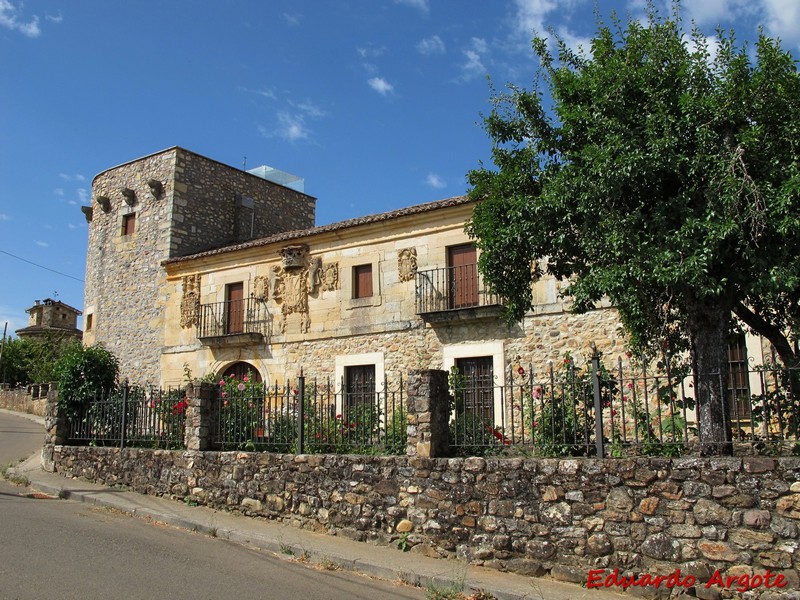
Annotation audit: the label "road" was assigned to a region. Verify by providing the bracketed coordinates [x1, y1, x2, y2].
[0, 410, 424, 600]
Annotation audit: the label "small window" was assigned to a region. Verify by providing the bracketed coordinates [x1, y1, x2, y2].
[353, 264, 373, 299]
[122, 213, 136, 236]
[85, 314, 93, 331]
[345, 364, 376, 410]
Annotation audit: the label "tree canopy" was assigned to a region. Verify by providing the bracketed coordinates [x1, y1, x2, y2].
[466, 4, 800, 454]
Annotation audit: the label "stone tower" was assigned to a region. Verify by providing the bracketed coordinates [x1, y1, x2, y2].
[82, 147, 316, 385]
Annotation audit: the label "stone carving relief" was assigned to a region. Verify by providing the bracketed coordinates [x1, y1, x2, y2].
[279, 244, 308, 269]
[180, 274, 201, 328]
[308, 257, 322, 293]
[280, 268, 310, 333]
[321, 263, 339, 291]
[269, 265, 283, 301]
[398, 247, 417, 282]
[253, 275, 269, 302]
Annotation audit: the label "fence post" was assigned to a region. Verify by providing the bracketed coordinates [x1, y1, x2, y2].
[185, 382, 214, 450]
[297, 370, 305, 454]
[407, 369, 449, 458]
[591, 349, 605, 457]
[120, 380, 128, 449]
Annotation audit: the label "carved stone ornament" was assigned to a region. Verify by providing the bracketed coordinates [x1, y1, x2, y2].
[269, 265, 283, 301]
[398, 247, 418, 282]
[321, 263, 339, 291]
[180, 274, 201, 329]
[279, 245, 308, 270]
[308, 257, 322, 293]
[253, 275, 269, 302]
[280, 268, 310, 333]
[96, 195, 111, 212]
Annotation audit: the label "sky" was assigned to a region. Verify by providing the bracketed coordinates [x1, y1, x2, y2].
[1, 0, 799, 337]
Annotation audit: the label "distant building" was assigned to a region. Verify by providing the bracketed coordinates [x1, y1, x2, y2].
[15, 298, 83, 341]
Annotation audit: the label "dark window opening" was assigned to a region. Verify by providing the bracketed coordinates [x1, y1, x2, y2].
[454, 356, 494, 423]
[221, 361, 262, 383]
[345, 364, 376, 410]
[727, 333, 751, 421]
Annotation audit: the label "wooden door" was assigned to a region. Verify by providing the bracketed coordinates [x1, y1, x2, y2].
[448, 244, 478, 309]
[226, 282, 244, 334]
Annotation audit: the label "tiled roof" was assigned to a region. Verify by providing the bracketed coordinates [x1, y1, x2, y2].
[164, 195, 473, 265]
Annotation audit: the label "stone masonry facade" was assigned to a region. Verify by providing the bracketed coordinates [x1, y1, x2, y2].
[83, 147, 315, 385]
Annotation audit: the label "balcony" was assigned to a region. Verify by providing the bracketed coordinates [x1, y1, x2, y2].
[197, 298, 267, 346]
[415, 264, 504, 323]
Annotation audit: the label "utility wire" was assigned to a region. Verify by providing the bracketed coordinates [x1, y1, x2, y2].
[0, 249, 84, 283]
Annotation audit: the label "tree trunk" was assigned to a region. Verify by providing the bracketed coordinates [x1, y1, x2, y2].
[685, 297, 733, 456]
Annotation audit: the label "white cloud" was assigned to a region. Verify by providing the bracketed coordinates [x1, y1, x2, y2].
[77, 188, 89, 204]
[417, 35, 446, 55]
[59, 173, 85, 182]
[0, 213, 9, 220]
[0, 0, 40, 37]
[67, 223, 77, 229]
[54, 188, 64, 196]
[457, 38, 489, 82]
[682, 0, 758, 27]
[510, 0, 590, 56]
[394, 0, 429, 15]
[357, 45, 386, 59]
[425, 173, 446, 189]
[762, 0, 800, 49]
[368, 77, 394, 95]
[35, 240, 48, 247]
[282, 12, 301, 27]
[277, 112, 309, 142]
[46, 12, 62, 23]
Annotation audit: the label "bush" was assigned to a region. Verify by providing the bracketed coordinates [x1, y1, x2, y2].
[53, 344, 119, 414]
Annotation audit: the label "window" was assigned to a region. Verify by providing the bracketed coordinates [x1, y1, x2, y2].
[454, 356, 494, 423]
[727, 334, 751, 421]
[85, 314, 93, 331]
[122, 213, 136, 236]
[345, 364, 376, 410]
[352, 264, 373, 299]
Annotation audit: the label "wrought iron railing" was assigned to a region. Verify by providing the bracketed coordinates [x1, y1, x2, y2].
[196, 298, 269, 338]
[66, 384, 186, 449]
[211, 376, 407, 455]
[447, 358, 800, 458]
[415, 264, 503, 314]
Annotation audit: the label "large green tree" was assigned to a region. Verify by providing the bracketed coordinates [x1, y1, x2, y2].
[466, 5, 800, 455]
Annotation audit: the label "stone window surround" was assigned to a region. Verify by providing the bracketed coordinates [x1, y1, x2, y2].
[334, 351, 385, 415]
[442, 341, 505, 424]
[339, 255, 382, 310]
[119, 206, 137, 239]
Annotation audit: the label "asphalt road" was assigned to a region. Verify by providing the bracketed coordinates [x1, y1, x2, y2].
[0, 411, 424, 600]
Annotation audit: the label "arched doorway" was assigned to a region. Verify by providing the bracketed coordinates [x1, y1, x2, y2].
[220, 361, 262, 382]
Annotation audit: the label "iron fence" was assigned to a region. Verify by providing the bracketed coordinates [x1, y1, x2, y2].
[448, 355, 800, 457]
[66, 384, 186, 449]
[211, 374, 407, 455]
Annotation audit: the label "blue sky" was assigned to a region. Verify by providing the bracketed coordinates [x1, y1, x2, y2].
[1, 0, 799, 336]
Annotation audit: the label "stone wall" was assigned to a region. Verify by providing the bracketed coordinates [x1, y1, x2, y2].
[0, 385, 49, 416]
[46, 448, 800, 598]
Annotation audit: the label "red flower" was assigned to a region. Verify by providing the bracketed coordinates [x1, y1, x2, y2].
[517, 366, 525, 376]
[243, 376, 249, 383]
[533, 386, 542, 398]
[218, 380, 225, 386]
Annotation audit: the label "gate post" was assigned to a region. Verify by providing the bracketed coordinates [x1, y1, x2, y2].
[407, 369, 449, 458]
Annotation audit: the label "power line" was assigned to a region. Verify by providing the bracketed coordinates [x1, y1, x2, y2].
[0, 249, 84, 283]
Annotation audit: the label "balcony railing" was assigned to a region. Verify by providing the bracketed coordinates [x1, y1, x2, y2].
[197, 298, 268, 341]
[415, 264, 503, 317]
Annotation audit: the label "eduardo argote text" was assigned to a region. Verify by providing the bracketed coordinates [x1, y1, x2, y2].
[587, 568, 788, 593]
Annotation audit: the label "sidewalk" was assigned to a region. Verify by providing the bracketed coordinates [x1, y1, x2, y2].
[7, 412, 625, 600]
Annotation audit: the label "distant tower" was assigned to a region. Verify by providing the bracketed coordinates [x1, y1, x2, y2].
[15, 298, 83, 342]
[82, 147, 316, 385]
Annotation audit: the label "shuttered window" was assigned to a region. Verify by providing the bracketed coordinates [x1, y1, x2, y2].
[353, 264, 373, 298]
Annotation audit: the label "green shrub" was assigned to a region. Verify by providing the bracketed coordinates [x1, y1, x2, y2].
[53, 344, 119, 415]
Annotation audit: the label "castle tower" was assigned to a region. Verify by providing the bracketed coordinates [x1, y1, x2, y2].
[82, 147, 316, 385]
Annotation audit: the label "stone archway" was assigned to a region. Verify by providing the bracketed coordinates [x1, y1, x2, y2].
[220, 361, 262, 382]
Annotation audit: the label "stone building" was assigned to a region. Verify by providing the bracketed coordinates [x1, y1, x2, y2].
[15, 298, 82, 341]
[84, 148, 770, 424]
[82, 147, 315, 384]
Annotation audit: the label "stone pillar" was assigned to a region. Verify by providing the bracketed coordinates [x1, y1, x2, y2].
[184, 382, 215, 451]
[41, 386, 68, 472]
[406, 369, 450, 458]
